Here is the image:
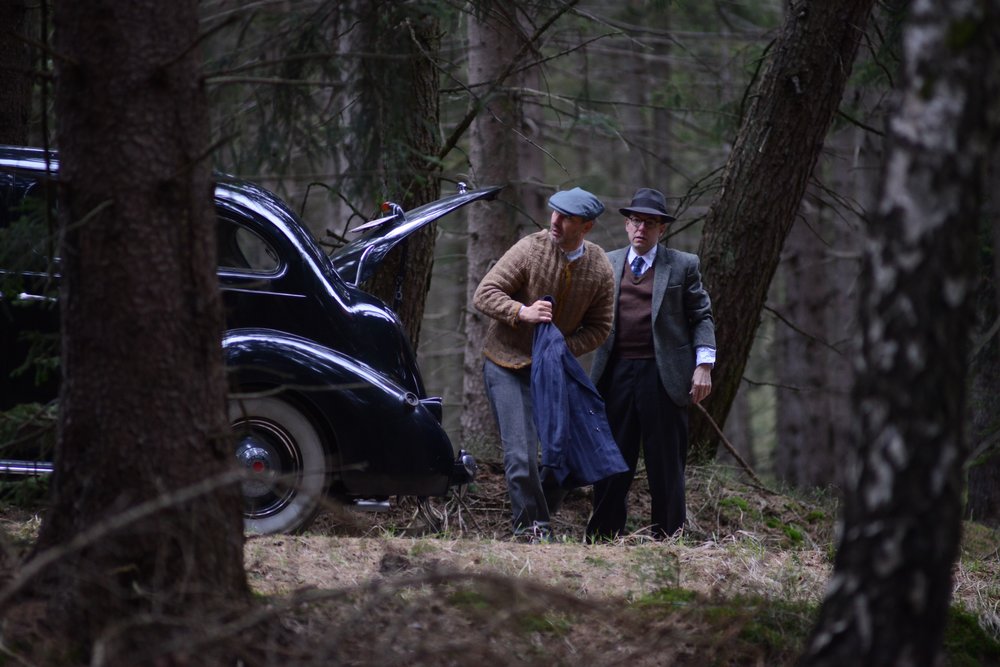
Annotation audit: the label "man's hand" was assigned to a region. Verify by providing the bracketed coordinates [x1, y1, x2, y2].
[690, 363, 713, 404]
[518, 299, 553, 324]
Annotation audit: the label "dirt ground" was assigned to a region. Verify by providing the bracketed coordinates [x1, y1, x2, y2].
[250, 462, 839, 599]
[2, 463, 998, 666]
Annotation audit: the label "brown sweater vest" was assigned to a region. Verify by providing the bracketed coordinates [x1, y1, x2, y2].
[614, 262, 655, 359]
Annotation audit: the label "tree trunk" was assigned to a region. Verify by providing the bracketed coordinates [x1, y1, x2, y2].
[967, 324, 1000, 528]
[801, 0, 1000, 663]
[965, 145, 1000, 528]
[772, 195, 818, 486]
[459, 5, 529, 458]
[352, 3, 442, 348]
[690, 0, 877, 463]
[0, 0, 33, 145]
[773, 168, 855, 489]
[30, 1, 248, 661]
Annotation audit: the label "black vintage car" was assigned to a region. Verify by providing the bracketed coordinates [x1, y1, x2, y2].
[0, 145, 497, 534]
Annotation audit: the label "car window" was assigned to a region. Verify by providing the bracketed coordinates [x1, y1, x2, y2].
[217, 218, 279, 273]
[0, 177, 57, 275]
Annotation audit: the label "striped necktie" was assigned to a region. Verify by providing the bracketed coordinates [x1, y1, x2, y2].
[631, 256, 645, 277]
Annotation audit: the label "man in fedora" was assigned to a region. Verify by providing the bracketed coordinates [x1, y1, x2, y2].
[586, 187, 716, 541]
[474, 186, 614, 542]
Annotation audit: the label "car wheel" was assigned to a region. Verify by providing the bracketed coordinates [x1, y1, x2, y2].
[228, 396, 329, 534]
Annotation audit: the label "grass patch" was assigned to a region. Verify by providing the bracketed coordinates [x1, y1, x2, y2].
[634, 590, 815, 663]
[960, 521, 1000, 561]
[583, 554, 612, 568]
[634, 586, 697, 608]
[720, 496, 751, 512]
[517, 612, 573, 637]
[409, 540, 438, 557]
[447, 588, 492, 611]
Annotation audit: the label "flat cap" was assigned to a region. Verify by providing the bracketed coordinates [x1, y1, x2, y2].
[548, 187, 605, 221]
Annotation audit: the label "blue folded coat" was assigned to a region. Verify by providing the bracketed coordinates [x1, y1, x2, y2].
[530, 316, 628, 488]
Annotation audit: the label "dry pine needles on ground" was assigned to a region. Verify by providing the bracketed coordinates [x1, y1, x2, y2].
[1, 463, 998, 666]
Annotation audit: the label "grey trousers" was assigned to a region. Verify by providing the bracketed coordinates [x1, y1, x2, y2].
[483, 359, 550, 533]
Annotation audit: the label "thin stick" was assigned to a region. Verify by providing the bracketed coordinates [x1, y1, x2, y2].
[694, 402, 774, 493]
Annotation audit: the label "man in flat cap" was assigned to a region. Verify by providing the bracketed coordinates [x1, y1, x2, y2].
[474, 186, 614, 542]
[587, 187, 716, 541]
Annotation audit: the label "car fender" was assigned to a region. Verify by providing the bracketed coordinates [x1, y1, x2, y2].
[223, 328, 455, 497]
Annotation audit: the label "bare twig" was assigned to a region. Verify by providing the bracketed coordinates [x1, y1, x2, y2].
[694, 403, 774, 493]
[437, 0, 582, 162]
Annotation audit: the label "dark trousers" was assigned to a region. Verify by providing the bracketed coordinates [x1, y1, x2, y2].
[587, 357, 688, 540]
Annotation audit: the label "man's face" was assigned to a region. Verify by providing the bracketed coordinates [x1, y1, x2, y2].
[549, 210, 593, 252]
[625, 214, 667, 255]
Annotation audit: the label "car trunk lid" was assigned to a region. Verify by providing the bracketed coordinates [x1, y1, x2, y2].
[329, 184, 502, 286]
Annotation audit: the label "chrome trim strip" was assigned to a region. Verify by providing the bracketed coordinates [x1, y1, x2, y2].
[0, 459, 53, 475]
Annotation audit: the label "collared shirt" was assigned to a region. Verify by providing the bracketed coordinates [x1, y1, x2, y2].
[626, 245, 656, 275]
[565, 243, 586, 262]
[626, 246, 717, 367]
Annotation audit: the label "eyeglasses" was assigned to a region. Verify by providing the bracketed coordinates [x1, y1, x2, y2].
[626, 216, 665, 228]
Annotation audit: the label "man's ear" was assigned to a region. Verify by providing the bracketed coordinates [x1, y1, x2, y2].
[583, 219, 595, 234]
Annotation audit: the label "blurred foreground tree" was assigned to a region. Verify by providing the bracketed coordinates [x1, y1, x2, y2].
[801, 0, 1000, 663]
[13, 1, 249, 662]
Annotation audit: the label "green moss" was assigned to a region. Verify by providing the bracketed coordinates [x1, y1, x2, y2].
[517, 612, 573, 637]
[736, 600, 814, 660]
[695, 596, 815, 663]
[447, 589, 490, 611]
[720, 496, 751, 512]
[634, 587, 697, 608]
[805, 510, 827, 523]
[782, 523, 804, 546]
[943, 607, 1000, 666]
[630, 590, 999, 666]
[960, 521, 1000, 561]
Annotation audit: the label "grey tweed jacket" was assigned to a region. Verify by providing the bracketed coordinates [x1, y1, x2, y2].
[589, 244, 716, 407]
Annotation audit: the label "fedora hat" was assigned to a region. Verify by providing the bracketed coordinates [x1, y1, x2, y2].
[619, 188, 676, 222]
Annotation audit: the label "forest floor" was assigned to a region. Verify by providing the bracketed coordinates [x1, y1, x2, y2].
[1, 463, 999, 665]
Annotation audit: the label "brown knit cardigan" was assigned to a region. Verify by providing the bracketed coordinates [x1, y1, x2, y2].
[473, 230, 614, 368]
